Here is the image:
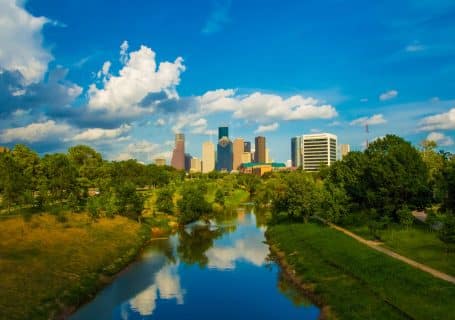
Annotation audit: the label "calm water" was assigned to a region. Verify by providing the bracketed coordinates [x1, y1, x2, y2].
[71, 212, 320, 319]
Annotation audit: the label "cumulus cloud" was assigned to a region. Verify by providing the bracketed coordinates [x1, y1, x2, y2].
[71, 124, 131, 142]
[379, 90, 398, 101]
[427, 132, 454, 146]
[406, 42, 425, 52]
[0, 120, 72, 143]
[254, 122, 279, 134]
[419, 108, 455, 131]
[350, 114, 387, 126]
[88, 42, 185, 117]
[0, 0, 53, 84]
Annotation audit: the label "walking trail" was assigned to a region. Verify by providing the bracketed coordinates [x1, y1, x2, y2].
[328, 222, 455, 285]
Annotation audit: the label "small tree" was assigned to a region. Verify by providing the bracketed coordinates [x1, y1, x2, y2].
[177, 183, 211, 224]
[115, 182, 144, 221]
[156, 187, 174, 214]
[214, 189, 225, 206]
[396, 205, 414, 228]
[439, 216, 455, 252]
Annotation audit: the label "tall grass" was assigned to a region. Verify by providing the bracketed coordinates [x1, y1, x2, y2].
[0, 213, 146, 320]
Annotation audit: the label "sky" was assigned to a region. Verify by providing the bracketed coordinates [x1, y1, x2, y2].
[0, 0, 454, 163]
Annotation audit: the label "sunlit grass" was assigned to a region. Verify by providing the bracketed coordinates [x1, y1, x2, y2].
[0, 213, 145, 320]
[267, 222, 455, 320]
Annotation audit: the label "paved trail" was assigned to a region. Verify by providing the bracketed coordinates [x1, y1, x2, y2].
[328, 222, 455, 285]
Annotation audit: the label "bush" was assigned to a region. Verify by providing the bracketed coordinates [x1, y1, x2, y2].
[156, 187, 174, 214]
[87, 197, 100, 220]
[439, 216, 455, 250]
[397, 205, 413, 228]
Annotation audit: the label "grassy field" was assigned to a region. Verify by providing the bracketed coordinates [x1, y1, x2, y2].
[266, 222, 455, 320]
[0, 213, 149, 320]
[347, 224, 454, 276]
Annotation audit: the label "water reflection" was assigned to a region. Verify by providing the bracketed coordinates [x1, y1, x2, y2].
[71, 211, 320, 320]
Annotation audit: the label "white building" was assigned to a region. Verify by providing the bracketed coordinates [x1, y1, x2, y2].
[302, 133, 338, 171]
[340, 144, 350, 159]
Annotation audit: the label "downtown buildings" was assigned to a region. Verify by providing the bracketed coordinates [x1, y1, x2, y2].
[202, 141, 215, 173]
[170, 133, 185, 170]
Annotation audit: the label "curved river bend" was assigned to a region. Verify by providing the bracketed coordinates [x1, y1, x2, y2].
[71, 212, 320, 319]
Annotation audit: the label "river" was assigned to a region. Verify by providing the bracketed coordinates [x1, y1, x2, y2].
[70, 211, 320, 319]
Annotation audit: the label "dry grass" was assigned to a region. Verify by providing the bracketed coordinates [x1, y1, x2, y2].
[0, 213, 144, 320]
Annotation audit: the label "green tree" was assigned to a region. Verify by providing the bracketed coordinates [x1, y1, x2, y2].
[177, 182, 211, 224]
[67, 145, 102, 182]
[0, 152, 26, 212]
[156, 186, 174, 213]
[439, 156, 455, 214]
[214, 189, 225, 206]
[12, 144, 40, 194]
[115, 182, 144, 221]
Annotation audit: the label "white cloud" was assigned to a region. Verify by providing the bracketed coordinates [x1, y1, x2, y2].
[350, 114, 387, 126]
[427, 132, 454, 146]
[379, 90, 398, 101]
[113, 140, 170, 163]
[12, 108, 31, 118]
[419, 108, 455, 131]
[71, 124, 131, 142]
[97, 61, 111, 79]
[120, 40, 129, 64]
[0, 120, 72, 143]
[254, 122, 279, 134]
[0, 0, 53, 84]
[198, 89, 337, 122]
[405, 42, 425, 52]
[155, 118, 166, 126]
[88, 42, 185, 117]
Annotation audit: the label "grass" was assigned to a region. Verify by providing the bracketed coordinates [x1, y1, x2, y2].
[266, 222, 455, 320]
[0, 212, 149, 320]
[347, 223, 455, 276]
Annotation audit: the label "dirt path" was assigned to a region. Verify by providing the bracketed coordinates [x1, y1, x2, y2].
[328, 222, 455, 285]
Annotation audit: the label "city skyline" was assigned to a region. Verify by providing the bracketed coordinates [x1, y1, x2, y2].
[0, 1, 454, 164]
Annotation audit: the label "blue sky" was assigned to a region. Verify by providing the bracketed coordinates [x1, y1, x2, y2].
[0, 0, 454, 163]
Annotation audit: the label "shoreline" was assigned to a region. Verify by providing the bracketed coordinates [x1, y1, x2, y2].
[57, 224, 167, 320]
[266, 240, 333, 320]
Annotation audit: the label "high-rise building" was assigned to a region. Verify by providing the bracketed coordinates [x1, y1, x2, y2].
[340, 144, 350, 159]
[218, 126, 229, 140]
[190, 157, 202, 173]
[241, 152, 251, 164]
[154, 158, 166, 166]
[291, 136, 303, 167]
[302, 133, 337, 171]
[243, 141, 251, 153]
[216, 126, 233, 171]
[233, 138, 244, 170]
[254, 136, 266, 163]
[184, 153, 192, 172]
[202, 141, 215, 173]
[171, 133, 185, 170]
[265, 148, 270, 163]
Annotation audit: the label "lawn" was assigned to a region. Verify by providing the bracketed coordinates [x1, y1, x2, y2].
[266, 222, 455, 320]
[0, 213, 149, 320]
[347, 224, 454, 276]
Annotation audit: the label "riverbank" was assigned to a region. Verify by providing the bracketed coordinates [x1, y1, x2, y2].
[0, 213, 152, 320]
[266, 222, 455, 320]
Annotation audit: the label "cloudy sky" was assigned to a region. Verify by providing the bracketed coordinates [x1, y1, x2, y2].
[0, 0, 454, 163]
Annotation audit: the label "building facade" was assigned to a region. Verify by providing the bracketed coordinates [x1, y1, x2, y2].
[233, 138, 244, 170]
[154, 158, 166, 166]
[254, 136, 266, 163]
[302, 133, 337, 171]
[202, 141, 215, 173]
[291, 136, 303, 167]
[190, 157, 202, 173]
[340, 144, 350, 159]
[243, 141, 251, 153]
[216, 127, 233, 171]
[241, 152, 251, 164]
[184, 153, 192, 172]
[170, 133, 185, 170]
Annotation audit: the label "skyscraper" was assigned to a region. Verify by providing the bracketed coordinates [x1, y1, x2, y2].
[302, 133, 337, 171]
[202, 141, 215, 173]
[216, 126, 233, 171]
[243, 141, 251, 153]
[184, 153, 192, 172]
[171, 133, 185, 170]
[340, 144, 350, 159]
[291, 136, 303, 167]
[233, 138, 244, 170]
[190, 157, 202, 173]
[254, 136, 266, 163]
